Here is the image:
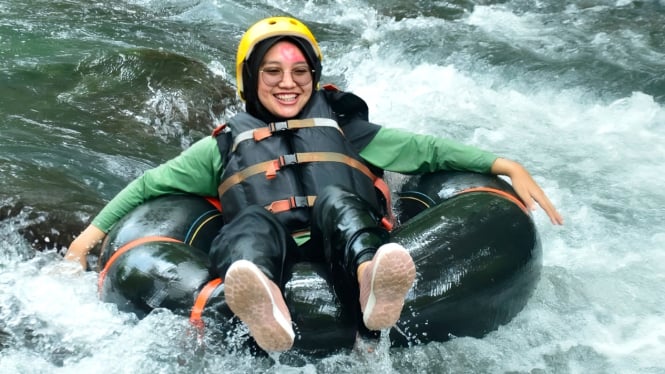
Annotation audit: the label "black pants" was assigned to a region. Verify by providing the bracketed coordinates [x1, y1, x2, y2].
[208, 185, 389, 287]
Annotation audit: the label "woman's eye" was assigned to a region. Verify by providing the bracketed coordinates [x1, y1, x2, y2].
[263, 68, 282, 75]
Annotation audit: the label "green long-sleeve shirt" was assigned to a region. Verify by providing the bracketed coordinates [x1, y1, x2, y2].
[92, 127, 497, 233]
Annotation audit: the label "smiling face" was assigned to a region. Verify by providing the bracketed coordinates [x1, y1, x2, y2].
[257, 41, 313, 119]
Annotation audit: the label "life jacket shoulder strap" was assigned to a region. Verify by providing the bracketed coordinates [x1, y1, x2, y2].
[232, 118, 343, 151]
[212, 123, 232, 164]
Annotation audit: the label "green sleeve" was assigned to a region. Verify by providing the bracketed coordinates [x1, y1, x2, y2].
[359, 127, 498, 174]
[92, 136, 223, 233]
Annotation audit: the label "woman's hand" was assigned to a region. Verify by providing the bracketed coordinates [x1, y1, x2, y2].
[491, 158, 564, 225]
[64, 225, 106, 270]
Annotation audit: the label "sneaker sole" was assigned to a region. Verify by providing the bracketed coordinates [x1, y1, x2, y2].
[224, 260, 295, 352]
[363, 243, 416, 330]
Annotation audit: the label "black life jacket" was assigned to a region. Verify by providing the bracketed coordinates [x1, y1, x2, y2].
[213, 87, 393, 233]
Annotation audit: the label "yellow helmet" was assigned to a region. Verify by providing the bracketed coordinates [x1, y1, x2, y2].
[236, 17, 323, 101]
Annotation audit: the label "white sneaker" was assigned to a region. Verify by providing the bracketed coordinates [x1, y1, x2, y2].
[359, 243, 416, 330]
[224, 260, 295, 352]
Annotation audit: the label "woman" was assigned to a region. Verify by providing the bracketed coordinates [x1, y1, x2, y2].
[66, 17, 563, 353]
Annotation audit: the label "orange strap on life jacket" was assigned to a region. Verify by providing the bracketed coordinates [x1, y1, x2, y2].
[219, 151, 376, 195]
[217, 151, 395, 230]
[266, 195, 318, 213]
[374, 178, 395, 231]
[229, 118, 343, 151]
[322, 83, 340, 91]
[250, 118, 342, 146]
[204, 196, 222, 212]
[211, 123, 228, 137]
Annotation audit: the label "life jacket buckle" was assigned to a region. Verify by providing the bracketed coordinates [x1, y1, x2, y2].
[279, 153, 298, 167]
[290, 196, 309, 209]
[270, 121, 289, 132]
[266, 196, 310, 213]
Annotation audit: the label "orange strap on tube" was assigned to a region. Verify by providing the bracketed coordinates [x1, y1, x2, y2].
[97, 236, 181, 296]
[189, 278, 223, 329]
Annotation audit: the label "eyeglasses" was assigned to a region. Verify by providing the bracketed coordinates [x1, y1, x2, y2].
[259, 66, 314, 87]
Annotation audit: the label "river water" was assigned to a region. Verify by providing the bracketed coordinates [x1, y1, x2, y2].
[1, 0, 664, 373]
